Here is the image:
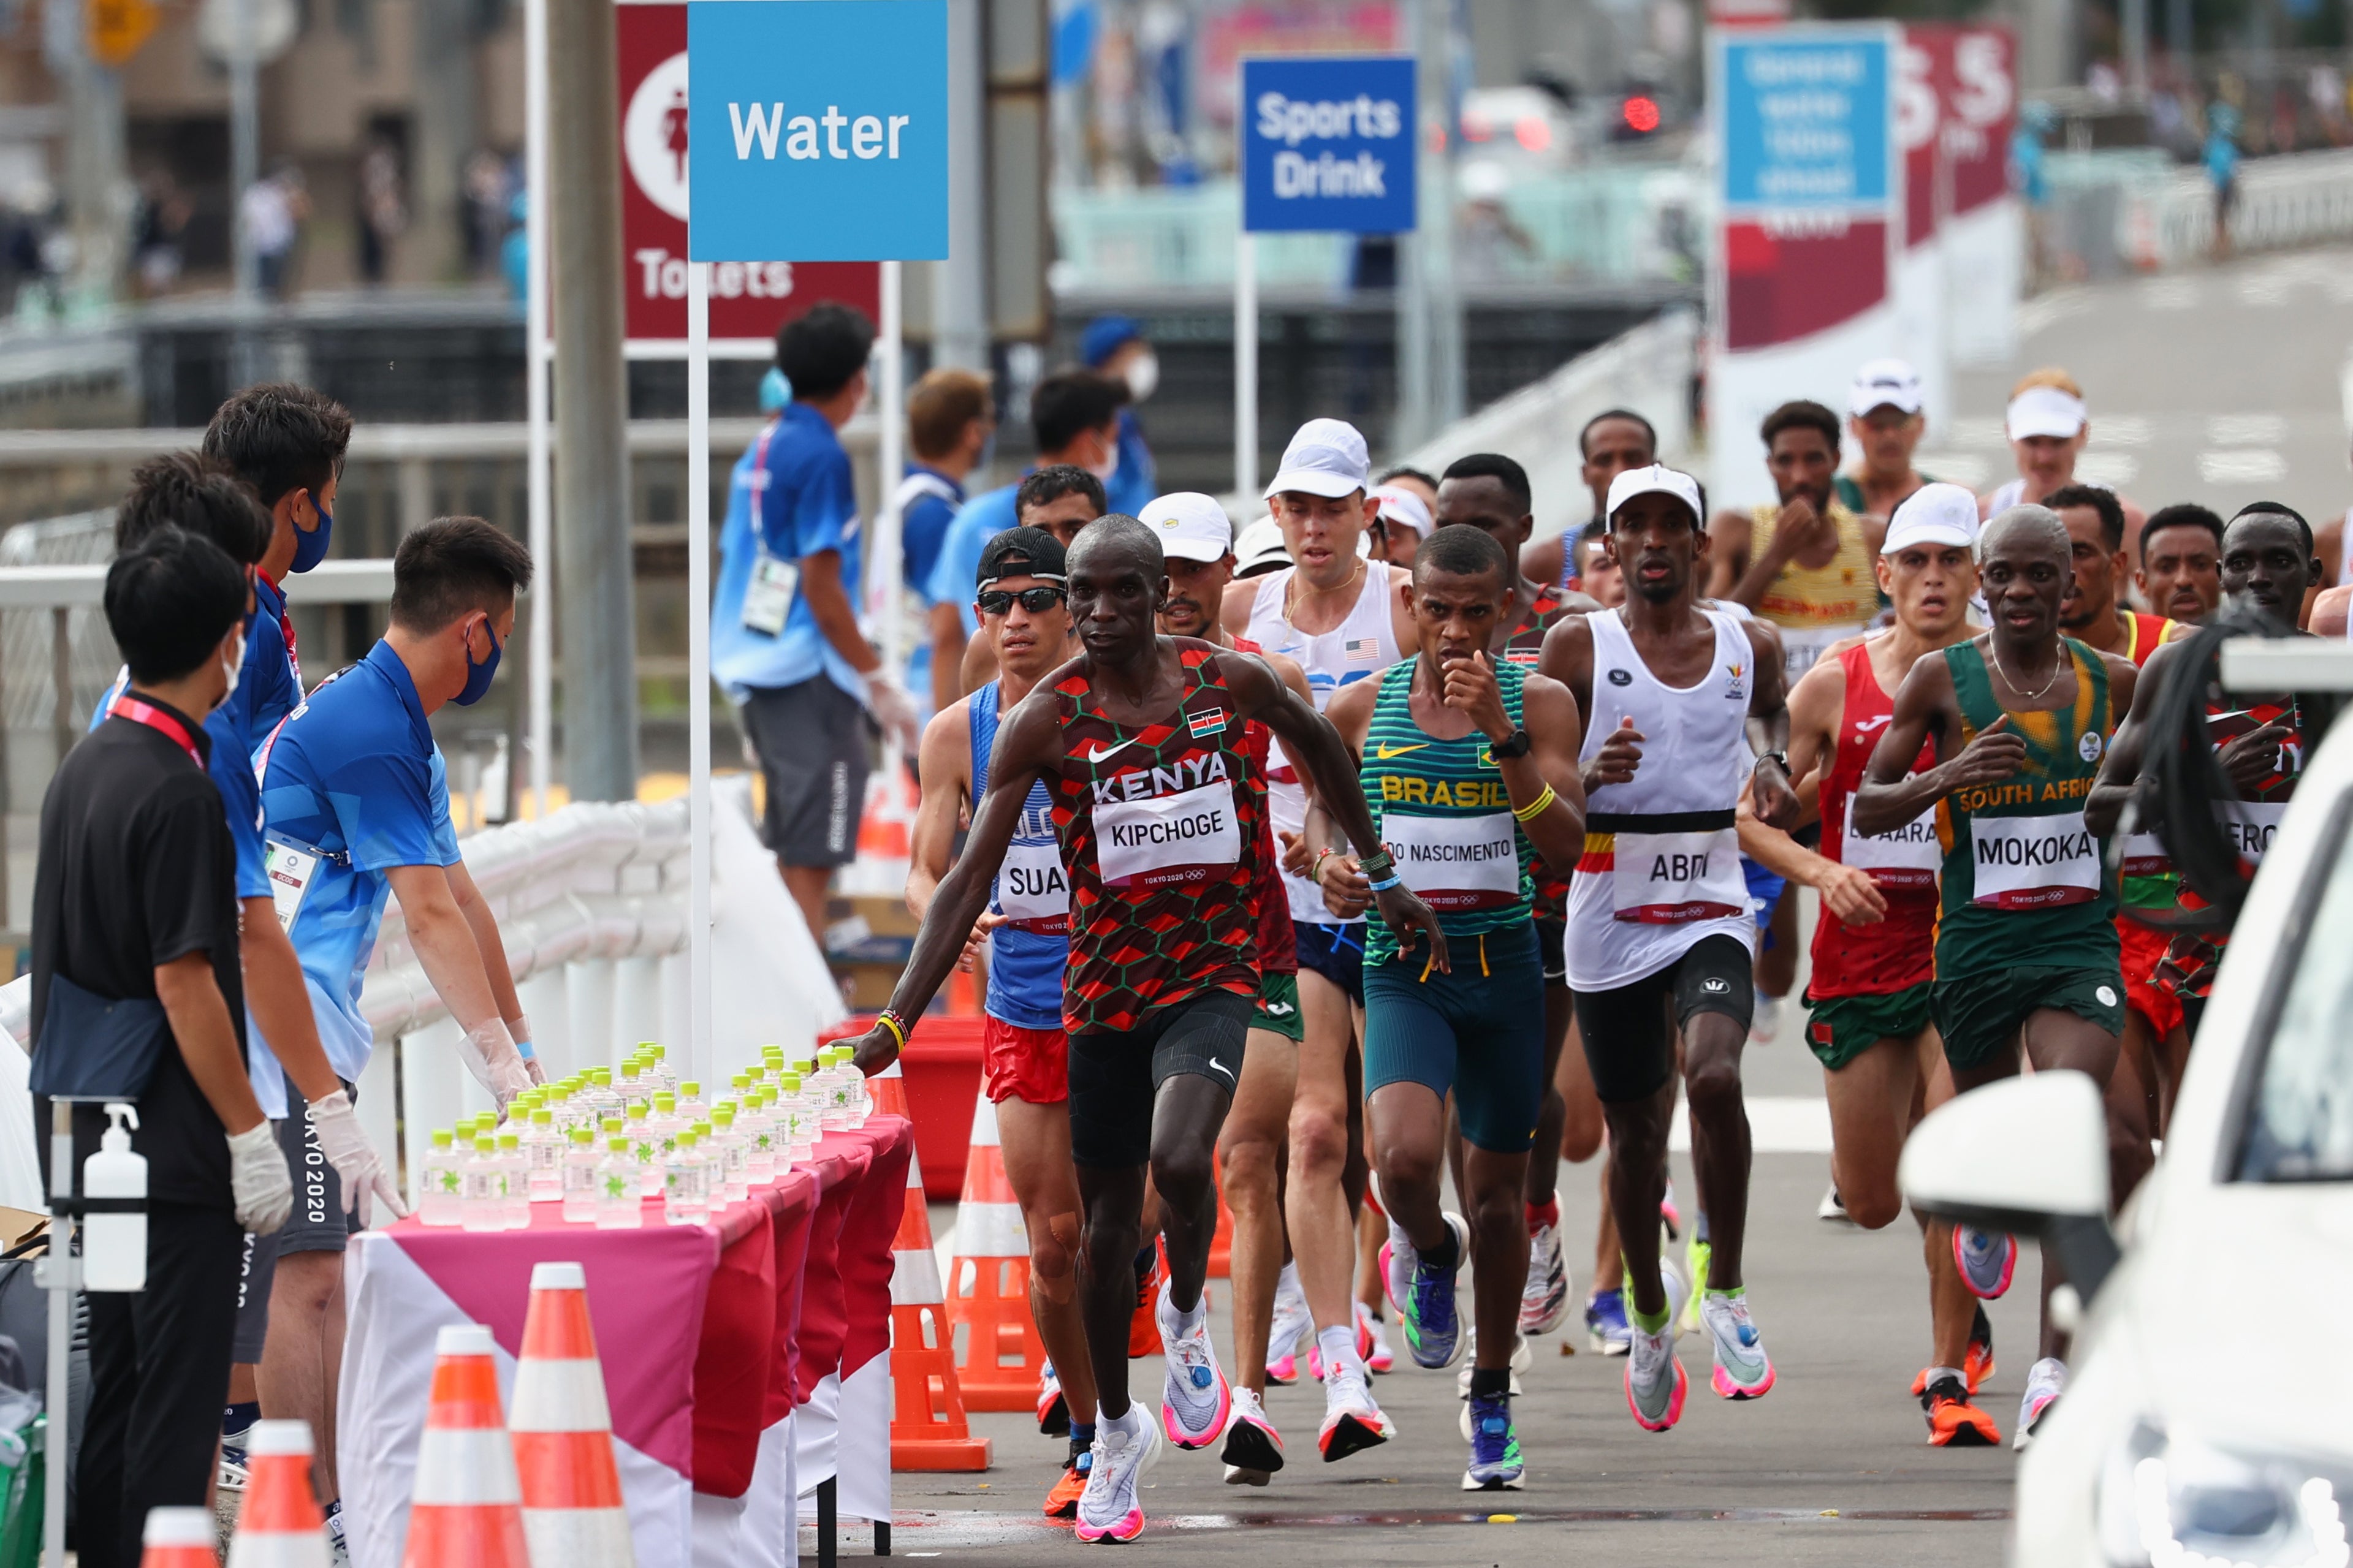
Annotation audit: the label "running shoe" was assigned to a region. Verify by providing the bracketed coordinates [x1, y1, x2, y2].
[1155, 1281, 1232, 1450]
[1378, 1213, 1415, 1316]
[1624, 1265, 1690, 1433]
[1700, 1292, 1776, 1400]
[1921, 1373, 2000, 1448]
[2014, 1358, 2066, 1452]
[1128, 1244, 1165, 1358]
[1266, 1265, 1311, 1385]
[1219, 1387, 1285, 1486]
[1398, 1213, 1471, 1369]
[1909, 1306, 1997, 1398]
[1317, 1358, 1393, 1462]
[1660, 1180, 1682, 1242]
[1586, 1290, 1633, 1356]
[1461, 1391, 1524, 1490]
[1817, 1183, 1853, 1224]
[1073, 1411, 1160, 1544]
[1681, 1233, 1711, 1336]
[1307, 1308, 1377, 1382]
[1750, 990, 1781, 1043]
[1954, 1225, 2018, 1301]
[1520, 1219, 1572, 1336]
[1357, 1301, 1395, 1373]
[1044, 1441, 1092, 1518]
[1455, 1332, 1528, 1409]
[218, 1442, 250, 1494]
[1038, 1363, 1070, 1437]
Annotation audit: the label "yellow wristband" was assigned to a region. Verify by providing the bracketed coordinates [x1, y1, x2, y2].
[1511, 784, 1556, 824]
[875, 1010, 910, 1050]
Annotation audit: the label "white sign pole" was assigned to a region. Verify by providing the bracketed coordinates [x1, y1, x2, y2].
[1234, 230, 1257, 498]
[686, 258, 713, 1083]
[523, 0, 552, 818]
[875, 259, 905, 674]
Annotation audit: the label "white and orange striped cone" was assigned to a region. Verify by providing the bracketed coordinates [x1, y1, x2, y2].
[945, 1089, 1051, 1411]
[874, 1061, 990, 1470]
[514, 1260, 634, 1564]
[226, 1420, 326, 1567]
[143, 1507, 223, 1568]
[401, 1324, 533, 1568]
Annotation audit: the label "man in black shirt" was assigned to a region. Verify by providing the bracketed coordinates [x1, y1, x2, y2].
[29, 527, 294, 1568]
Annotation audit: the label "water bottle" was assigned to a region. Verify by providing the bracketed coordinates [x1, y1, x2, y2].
[419, 1129, 464, 1226]
[595, 1136, 644, 1229]
[585, 1067, 620, 1123]
[617, 1058, 646, 1107]
[649, 1092, 685, 1163]
[83, 1103, 146, 1292]
[524, 1109, 563, 1202]
[625, 1102, 660, 1197]
[663, 1129, 711, 1227]
[821, 1047, 858, 1129]
[739, 1088, 778, 1186]
[762, 1045, 786, 1081]
[497, 1132, 530, 1229]
[463, 1135, 506, 1232]
[676, 1080, 710, 1127]
[843, 1047, 873, 1127]
[561, 1128, 601, 1222]
[641, 1043, 677, 1097]
[709, 1107, 750, 1205]
[775, 1073, 815, 1165]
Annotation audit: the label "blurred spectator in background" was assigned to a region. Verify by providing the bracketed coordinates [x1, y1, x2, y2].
[501, 192, 529, 302]
[2206, 100, 2243, 259]
[1367, 482, 1434, 564]
[131, 171, 192, 297]
[895, 368, 995, 711]
[2012, 102, 2052, 284]
[1522, 407, 1656, 593]
[356, 143, 405, 286]
[1457, 160, 1538, 283]
[464, 151, 512, 278]
[1079, 314, 1158, 516]
[1836, 358, 1936, 521]
[241, 162, 309, 298]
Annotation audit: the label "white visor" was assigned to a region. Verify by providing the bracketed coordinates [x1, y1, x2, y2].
[1605, 463, 1704, 526]
[2006, 386, 2087, 441]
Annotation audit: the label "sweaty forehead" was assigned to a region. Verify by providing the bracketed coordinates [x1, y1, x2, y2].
[2147, 523, 2218, 558]
[1435, 475, 1517, 517]
[2224, 515, 2302, 554]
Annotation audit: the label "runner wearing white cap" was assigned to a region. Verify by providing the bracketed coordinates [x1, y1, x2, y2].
[1836, 358, 1940, 523]
[1979, 370, 2147, 566]
[1540, 463, 1800, 1431]
[1369, 483, 1435, 564]
[1731, 483, 1998, 1447]
[1220, 417, 1421, 1467]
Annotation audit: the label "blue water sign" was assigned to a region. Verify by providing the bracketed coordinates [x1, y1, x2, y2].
[1240, 56, 1416, 235]
[1717, 28, 1894, 212]
[686, 0, 948, 262]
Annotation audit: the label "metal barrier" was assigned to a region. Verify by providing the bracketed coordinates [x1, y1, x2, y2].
[2040, 145, 2353, 278]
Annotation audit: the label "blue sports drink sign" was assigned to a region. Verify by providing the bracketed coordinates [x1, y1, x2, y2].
[1717, 30, 1893, 211]
[686, 0, 948, 262]
[1239, 56, 1416, 235]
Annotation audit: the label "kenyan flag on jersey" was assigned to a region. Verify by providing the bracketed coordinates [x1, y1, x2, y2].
[1047, 643, 1263, 1034]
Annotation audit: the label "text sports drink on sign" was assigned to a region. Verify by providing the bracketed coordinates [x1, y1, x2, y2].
[685, 0, 948, 262]
[1241, 56, 1417, 235]
[1719, 31, 1893, 213]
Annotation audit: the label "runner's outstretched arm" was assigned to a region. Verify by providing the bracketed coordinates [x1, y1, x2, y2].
[2085, 640, 2180, 838]
[848, 684, 1061, 1073]
[1222, 651, 1451, 971]
[1741, 619, 1800, 829]
[1851, 654, 2019, 836]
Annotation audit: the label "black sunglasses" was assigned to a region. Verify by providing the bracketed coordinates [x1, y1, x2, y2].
[976, 586, 1068, 616]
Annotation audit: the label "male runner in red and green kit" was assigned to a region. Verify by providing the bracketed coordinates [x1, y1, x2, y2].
[1734, 483, 1997, 1445]
[1853, 503, 2139, 1450]
[845, 518, 1442, 1545]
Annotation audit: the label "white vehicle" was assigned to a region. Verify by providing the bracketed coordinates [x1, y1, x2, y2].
[1903, 641, 2353, 1568]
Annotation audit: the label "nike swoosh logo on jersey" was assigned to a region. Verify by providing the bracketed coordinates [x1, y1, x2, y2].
[1373, 743, 1427, 759]
[1087, 739, 1138, 763]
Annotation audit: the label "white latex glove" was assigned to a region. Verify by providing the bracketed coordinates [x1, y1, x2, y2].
[308, 1089, 407, 1229]
[862, 672, 922, 752]
[227, 1121, 294, 1235]
[456, 1016, 533, 1111]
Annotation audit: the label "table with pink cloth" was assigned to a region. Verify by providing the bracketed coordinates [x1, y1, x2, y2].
[338, 1117, 912, 1568]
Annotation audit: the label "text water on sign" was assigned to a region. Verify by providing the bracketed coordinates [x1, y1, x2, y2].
[685, 0, 947, 263]
[1719, 31, 1893, 212]
[1241, 56, 1416, 235]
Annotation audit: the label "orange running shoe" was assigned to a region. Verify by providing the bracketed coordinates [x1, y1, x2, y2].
[1043, 1444, 1092, 1519]
[1128, 1243, 1165, 1359]
[1910, 1306, 1996, 1397]
[1922, 1373, 1999, 1447]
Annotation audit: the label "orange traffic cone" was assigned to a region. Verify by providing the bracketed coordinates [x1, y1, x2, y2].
[227, 1420, 325, 1567]
[855, 765, 916, 863]
[879, 1061, 992, 1471]
[945, 1089, 1052, 1410]
[513, 1261, 634, 1563]
[142, 1508, 222, 1568]
[403, 1324, 532, 1568]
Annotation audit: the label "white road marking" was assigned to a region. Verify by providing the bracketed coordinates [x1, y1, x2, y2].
[1670, 1096, 1833, 1154]
[2197, 449, 2288, 483]
[2205, 413, 2286, 446]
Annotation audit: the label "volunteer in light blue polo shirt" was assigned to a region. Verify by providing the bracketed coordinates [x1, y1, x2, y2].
[1079, 314, 1160, 518]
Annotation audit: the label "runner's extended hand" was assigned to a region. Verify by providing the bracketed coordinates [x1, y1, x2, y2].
[1749, 754, 1801, 831]
[1943, 713, 2027, 789]
[2218, 719, 2294, 795]
[846, 1024, 901, 1077]
[1441, 650, 1513, 742]
[960, 911, 1003, 973]
[1318, 851, 1370, 920]
[1374, 884, 1450, 974]
[1816, 862, 1888, 928]
[1583, 716, 1644, 790]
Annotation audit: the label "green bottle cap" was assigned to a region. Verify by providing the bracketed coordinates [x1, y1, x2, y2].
[779, 1074, 801, 1093]
[475, 1135, 496, 1154]
[531, 1109, 552, 1127]
[431, 1129, 453, 1149]
[602, 1116, 624, 1135]
[713, 1107, 735, 1127]
[627, 1100, 648, 1119]
[655, 1092, 677, 1113]
[608, 1137, 631, 1154]
[593, 1067, 613, 1086]
[499, 1132, 520, 1149]
[571, 1127, 594, 1145]
[682, 1081, 702, 1097]
[693, 1120, 713, 1138]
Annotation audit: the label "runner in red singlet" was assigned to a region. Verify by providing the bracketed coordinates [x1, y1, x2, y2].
[843, 519, 1442, 1545]
[1736, 483, 1996, 1445]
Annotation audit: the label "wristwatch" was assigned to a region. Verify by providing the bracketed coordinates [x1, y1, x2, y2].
[1757, 749, 1790, 775]
[1492, 728, 1533, 760]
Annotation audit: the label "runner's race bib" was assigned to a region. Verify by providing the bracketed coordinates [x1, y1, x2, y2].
[263, 838, 321, 932]
[1969, 812, 2101, 909]
[1611, 827, 1747, 925]
[1842, 793, 1939, 890]
[997, 838, 1071, 930]
[1095, 781, 1241, 890]
[1383, 812, 1519, 912]
[2119, 830, 2170, 879]
[740, 551, 798, 636]
[2219, 801, 2289, 869]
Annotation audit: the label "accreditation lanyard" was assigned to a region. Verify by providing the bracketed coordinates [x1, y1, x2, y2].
[110, 695, 202, 767]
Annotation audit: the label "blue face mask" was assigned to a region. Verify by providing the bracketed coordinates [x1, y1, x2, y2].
[290, 495, 333, 573]
[455, 616, 503, 706]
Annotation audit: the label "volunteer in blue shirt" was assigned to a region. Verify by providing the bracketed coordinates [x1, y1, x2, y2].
[713, 301, 920, 941]
[894, 367, 994, 710]
[1080, 314, 1160, 518]
[258, 515, 537, 1540]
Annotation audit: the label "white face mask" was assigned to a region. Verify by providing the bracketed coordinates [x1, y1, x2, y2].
[216, 628, 246, 712]
[1123, 349, 1159, 404]
[1084, 435, 1120, 484]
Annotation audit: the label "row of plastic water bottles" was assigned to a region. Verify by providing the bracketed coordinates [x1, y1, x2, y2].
[415, 1040, 874, 1230]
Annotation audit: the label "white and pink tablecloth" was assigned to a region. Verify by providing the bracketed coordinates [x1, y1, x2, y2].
[340, 1117, 912, 1568]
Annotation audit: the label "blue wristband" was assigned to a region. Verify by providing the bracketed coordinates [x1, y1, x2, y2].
[514, 1037, 536, 1060]
[1365, 874, 1402, 893]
